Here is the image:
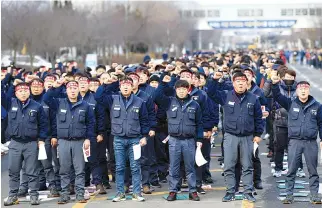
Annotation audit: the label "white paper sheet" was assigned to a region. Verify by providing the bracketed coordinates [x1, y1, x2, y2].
[195, 146, 207, 167]
[38, 143, 47, 160]
[253, 142, 259, 156]
[83, 144, 90, 162]
[133, 144, 141, 160]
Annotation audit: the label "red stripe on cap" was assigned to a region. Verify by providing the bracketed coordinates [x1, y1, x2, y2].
[78, 77, 89, 82]
[31, 81, 44, 87]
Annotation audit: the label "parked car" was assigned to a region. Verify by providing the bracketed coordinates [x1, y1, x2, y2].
[1, 55, 52, 68]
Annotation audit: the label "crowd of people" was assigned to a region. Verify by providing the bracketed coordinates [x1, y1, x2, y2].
[1, 50, 322, 206]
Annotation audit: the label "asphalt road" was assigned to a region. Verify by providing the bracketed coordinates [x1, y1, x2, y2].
[1, 63, 322, 208]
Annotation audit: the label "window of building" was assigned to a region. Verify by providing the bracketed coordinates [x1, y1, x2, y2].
[286, 9, 293, 16]
[238, 9, 262, 17]
[295, 9, 301, 15]
[302, 9, 308, 15]
[194, 10, 205, 18]
[281, 9, 287, 16]
[207, 10, 220, 17]
[317, 8, 322, 16]
[183, 10, 192, 18]
[310, 8, 316, 15]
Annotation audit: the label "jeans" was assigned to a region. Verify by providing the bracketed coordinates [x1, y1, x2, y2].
[114, 136, 141, 194]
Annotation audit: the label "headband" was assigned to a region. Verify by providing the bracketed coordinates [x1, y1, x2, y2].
[120, 80, 133, 85]
[66, 82, 78, 89]
[297, 84, 310, 89]
[78, 77, 89, 82]
[15, 85, 30, 92]
[233, 76, 247, 82]
[45, 76, 56, 82]
[30, 81, 44, 87]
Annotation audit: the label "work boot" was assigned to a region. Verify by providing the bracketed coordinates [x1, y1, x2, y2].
[189, 192, 200, 201]
[30, 196, 40, 205]
[243, 193, 256, 202]
[76, 195, 87, 203]
[296, 168, 306, 178]
[151, 182, 162, 188]
[203, 177, 214, 184]
[69, 184, 75, 195]
[159, 173, 168, 183]
[254, 182, 263, 190]
[166, 192, 177, 201]
[39, 184, 47, 191]
[142, 186, 152, 194]
[310, 195, 322, 204]
[49, 187, 60, 198]
[96, 184, 107, 194]
[282, 194, 294, 204]
[222, 193, 235, 202]
[4, 196, 19, 206]
[17, 189, 28, 197]
[57, 195, 70, 204]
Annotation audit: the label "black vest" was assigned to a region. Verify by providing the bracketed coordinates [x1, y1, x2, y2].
[288, 99, 320, 140]
[223, 91, 258, 136]
[110, 94, 144, 138]
[166, 97, 199, 138]
[57, 99, 89, 139]
[6, 98, 42, 141]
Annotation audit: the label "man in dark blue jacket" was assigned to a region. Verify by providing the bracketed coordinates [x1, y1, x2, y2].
[95, 76, 150, 202]
[206, 72, 264, 203]
[43, 80, 95, 204]
[154, 77, 203, 202]
[78, 75, 107, 194]
[16, 79, 60, 198]
[271, 77, 322, 205]
[4, 82, 48, 206]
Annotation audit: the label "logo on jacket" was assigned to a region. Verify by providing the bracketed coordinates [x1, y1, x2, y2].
[311, 109, 317, 116]
[192, 96, 199, 101]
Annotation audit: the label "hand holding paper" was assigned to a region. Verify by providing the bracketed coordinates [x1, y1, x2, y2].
[133, 144, 141, 160]
[38, 143, 47, 160]
[253, 142, 259, 156]
[196, 146, 207, 167]
[83, 142, 91, 162]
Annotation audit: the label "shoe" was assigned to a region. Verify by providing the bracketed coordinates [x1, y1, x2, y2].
[196, 186, 206, 194]
[282, 194, 294, 204]
[30, 196, 40, 205]
[96, 184, 107, 194]
[124, 186, 129, 194]
[222, 192, 235, 202]
[281, 169, 288, 175]
[177, 188, 181, 193]
[254, 182, 263, 190]
[132, 193, 145, 202]
[57, 195, 70, 204]
[264, 134, 270, 140]
[166, 192, 177, 201]
[112, 175, 116, 183]
[76, 195, 87, 203]
[17, 189, 28, 197]
[103, 182, 112, 189]
[159, 178, 168, 183]
[218, 156, 224, 162]
[203, 177, 214, 184]
[296, 168, 306, 178]
[189, 192, 200, 201]
[151, 182, 162, 188]
[267, 151, 273, 158]
[181, 179, 188, 188]
[142, 186, 152, 194]
[273, 170, 282, 178]
[69, 184, 75, 195]
[243, 193, 256, 202]
[270, 158, 274, 162]
[4, 196, 19, 206]
[112, 193, 126, 202]
[310, 195, 322, 204]
[49, 187, 60, 197]
[85, 181, 91, 187]
[158, 173, 168, 183]
[39, 184, 47, 191]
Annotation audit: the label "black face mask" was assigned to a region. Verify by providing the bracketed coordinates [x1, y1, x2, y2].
[283, 79, 295, 86]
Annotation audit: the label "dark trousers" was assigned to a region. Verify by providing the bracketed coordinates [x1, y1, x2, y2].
[274, 126, 303, 171]
[154, 124, 169, 176]
[107, 135, 116, 178]
[97, 132, 109, 185]
[266, 114, 274, 152]
[286, 139, 319, 195]
[86, 141, 102, 185]
[1, 118, 7, 144]
[202, 138, 212, 180]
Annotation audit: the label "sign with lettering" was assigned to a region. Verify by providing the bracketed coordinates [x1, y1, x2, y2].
[208, 20, 297, 29]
